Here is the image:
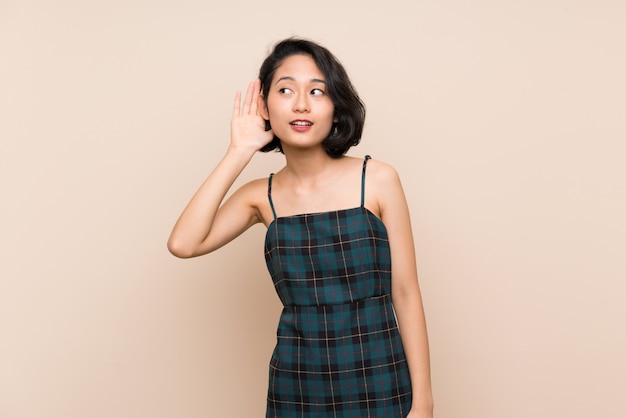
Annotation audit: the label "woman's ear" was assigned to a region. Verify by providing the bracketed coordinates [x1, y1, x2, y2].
[258, 95, 269, 120]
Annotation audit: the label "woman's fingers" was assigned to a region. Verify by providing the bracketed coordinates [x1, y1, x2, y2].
[241, 80, 255, 115]
[249, 79, 260, 115]
[232, 80, 262, 117]
[230, 79, 272, 150]
[236, 79, 262, 116]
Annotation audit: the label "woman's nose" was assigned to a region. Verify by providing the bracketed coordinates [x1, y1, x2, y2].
[293, 94, 310, 112]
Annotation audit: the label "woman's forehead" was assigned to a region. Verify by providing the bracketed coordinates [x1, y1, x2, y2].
[273, 54, 325, 84]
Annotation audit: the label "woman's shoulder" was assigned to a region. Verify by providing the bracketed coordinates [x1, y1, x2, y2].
[339, 154, 397, 173]
[364, 155, 402, 185]
[353, 155, 403, 217]
[362, 157, 411, 228]
[236, 176, 271, 201]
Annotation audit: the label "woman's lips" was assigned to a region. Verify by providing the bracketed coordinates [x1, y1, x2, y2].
[290, 119, 313, 132]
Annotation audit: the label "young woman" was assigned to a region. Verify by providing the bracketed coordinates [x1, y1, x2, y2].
[168, 38, 434, 418]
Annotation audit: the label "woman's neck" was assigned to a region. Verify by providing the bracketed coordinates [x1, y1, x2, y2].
[280, 146, 338, 184]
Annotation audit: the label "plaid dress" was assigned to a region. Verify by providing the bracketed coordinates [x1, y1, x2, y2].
[264, 156, 412, 417]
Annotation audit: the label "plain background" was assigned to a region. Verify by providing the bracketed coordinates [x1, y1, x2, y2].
[1, 0, 625, 417]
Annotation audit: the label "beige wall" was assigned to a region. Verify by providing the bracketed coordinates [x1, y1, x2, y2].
[1, 1, 624, 417]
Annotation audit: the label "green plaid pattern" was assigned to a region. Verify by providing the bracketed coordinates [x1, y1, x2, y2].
[264, 156, 412, 417]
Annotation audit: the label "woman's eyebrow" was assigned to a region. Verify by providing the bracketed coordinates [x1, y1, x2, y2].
[275, 76, 327, 85]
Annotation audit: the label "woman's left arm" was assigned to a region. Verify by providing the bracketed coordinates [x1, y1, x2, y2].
[372, 161, 434, 417]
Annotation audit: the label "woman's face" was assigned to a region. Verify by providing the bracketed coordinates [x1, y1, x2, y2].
[262, 54, 336, 152]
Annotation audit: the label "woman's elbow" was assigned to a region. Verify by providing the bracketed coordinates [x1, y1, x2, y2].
[167, 238, 197, 259]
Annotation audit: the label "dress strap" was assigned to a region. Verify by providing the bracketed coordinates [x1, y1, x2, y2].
[361, 155, 371, 207]
[268, 173, 277, 220]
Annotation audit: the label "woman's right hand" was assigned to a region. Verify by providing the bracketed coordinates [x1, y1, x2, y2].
[230, 79, 274, 154]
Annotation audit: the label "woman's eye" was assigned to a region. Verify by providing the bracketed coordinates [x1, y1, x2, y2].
[278, 87, 293, 94]
[311, 88, 325, 95]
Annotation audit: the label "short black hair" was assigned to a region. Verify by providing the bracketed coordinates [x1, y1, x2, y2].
[258, 38, 366, 158]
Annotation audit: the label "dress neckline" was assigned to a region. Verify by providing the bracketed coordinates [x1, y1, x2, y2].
[265, 206, 386, 233]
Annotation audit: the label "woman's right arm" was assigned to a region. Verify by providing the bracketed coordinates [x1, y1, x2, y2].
[167, 79, 273, 258]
